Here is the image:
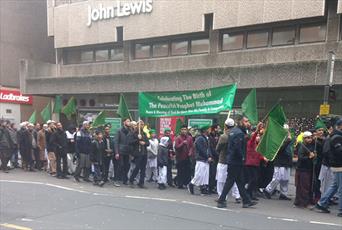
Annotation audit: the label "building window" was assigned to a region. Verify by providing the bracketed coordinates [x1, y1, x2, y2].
[247, 31, 269, 48]
[222, 33, 244, 51]
[95, 49, 109, 62]
[299, 24, 326, 43]
[110, 47, 123, 61]
[65, 50, 81, 64]
[272, 27, 295, 46]
[171, 40, 188, 56]
[152, 42, 169, 57]
[79, 99, 86, 106]
[135, 43, 151, 59]
[89, 99, 96, 107]
[191, 38, 209, 54]
[80, 50, 94, 63]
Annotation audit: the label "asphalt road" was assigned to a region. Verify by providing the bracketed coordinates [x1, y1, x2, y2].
[0, 170, 341, 230]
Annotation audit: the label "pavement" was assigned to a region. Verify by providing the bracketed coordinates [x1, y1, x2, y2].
[0, 169, 341, 230]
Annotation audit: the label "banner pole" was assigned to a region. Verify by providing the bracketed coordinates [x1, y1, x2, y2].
[227, 110, 231, 119]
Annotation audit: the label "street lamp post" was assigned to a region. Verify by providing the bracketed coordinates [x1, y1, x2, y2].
[323, 51, 335, 105]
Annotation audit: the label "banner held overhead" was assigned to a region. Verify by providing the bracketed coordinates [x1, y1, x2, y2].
[139, 84, 237, 117]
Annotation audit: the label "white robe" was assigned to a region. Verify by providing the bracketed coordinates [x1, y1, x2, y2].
[191, 161, 209, 186]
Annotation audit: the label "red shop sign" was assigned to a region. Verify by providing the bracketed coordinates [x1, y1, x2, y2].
[0, 89, 33, 105]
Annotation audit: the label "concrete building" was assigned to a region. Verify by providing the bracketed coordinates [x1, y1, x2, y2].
[20, 0, 342, 123]
[0, 0, 55, 125]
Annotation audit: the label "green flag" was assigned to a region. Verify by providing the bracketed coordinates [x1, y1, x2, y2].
[256, 116, 288, 161]
[117, 94, 132, 120]
[266, 103, 287, 126]
[62, 97, 77, 120]
[40, 102, 52, 123]
[92, 110, 106, 128]
[28, 110, 37, 124]
[175, 118, 183, 136]
[241, 88, 258, 125]
[315, 117, 327, 130]
[53, 95, 62, 114]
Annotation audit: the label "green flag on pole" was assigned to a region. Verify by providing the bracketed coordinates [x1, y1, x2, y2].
[175, 118, 183, 136]
[28, 110, 37, 124]
[256, 116, 288, 161]
[92, 110, 107, 128]
[117, 94, 132, 120]
[53, 95, 62, 114]
[266, 103, 287, 126]
[62, 97, 77, 120]
[40, 101, 52, 123]
[315, 117, 327, 130]
[241, 88, 258, 125]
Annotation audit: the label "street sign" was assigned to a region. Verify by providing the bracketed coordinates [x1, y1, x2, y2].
[319, 104, 330, 116]
[105, 118, 122, 136]
[188, 119, 213, 129]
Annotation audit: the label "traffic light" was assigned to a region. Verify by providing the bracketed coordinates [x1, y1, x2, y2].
[329, 86, 337, 101]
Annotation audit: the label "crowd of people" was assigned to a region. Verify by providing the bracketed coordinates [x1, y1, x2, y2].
[0, 115, 341, 217]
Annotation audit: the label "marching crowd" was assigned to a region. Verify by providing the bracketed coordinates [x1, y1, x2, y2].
[0, 115, 341, 217]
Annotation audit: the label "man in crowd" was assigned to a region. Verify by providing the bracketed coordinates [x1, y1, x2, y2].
[46, 120, 57, 176]
[37, 124, 47, 171]
[164, 128, 175, 187]
[103, 124, 119, 186]
[91, 130, 106, 187]
[216, 115, 257, 208]
[51, 122, 68, 179]
[115, 118, 132, 185]
[188, 126, 212, 195]
[74, 121, 92, 182]
[175, 125, 193, 189]
[0, 120, 14, 173]
[208, 124, 220, 194]
[8, 122, 18, 168]
[216, 118, 241, 202]
[146, 129, 159, 183]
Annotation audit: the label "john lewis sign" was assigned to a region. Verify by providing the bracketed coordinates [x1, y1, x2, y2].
[87, 0, 153, 27]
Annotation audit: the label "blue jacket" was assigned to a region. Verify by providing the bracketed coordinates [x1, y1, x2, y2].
[195, 134, 211, 162]
[75, 128, 92, 155]
[226, 126, 247, 166]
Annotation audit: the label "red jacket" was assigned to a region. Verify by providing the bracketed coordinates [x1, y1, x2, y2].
[245, 132, 264, 166]
[175, 134, 194, 161]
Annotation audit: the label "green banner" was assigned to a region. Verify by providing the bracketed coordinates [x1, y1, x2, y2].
[188, 119, 213, 129]
[139, 84, 237, 117]
[105, 118, 122, 137]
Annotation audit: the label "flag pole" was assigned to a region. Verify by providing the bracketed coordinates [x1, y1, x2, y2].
[227, 110, 231, 119]
[261, 98, 282, 123]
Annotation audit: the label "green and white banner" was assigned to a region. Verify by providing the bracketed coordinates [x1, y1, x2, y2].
[139, 84, 237, 117]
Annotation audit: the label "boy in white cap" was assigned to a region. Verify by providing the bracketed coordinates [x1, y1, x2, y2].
[158, 136, 169, 189]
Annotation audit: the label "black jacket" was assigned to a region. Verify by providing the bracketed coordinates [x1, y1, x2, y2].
[128, 131, 149, 157]
[297, 142, 315, 172]
[103, 134, 115, 157]
[18, 128, 32, 155]
[329, 129, 342, 168]
[114, 126, 131, 155]
[195, 134, 211, 162]
[51, 129, 68, 156]
[90, 140, 105, 165]
[226, 126, 247, 166]
[0, 126, 13, 150]
[157, 145, 168, 166]
[45, 129, 55, 152]
[273, 139, 293, 167]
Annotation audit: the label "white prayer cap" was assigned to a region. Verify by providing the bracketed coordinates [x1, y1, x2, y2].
[20, 121, 28, 128]
[303, 131, 312, 138]
[283, 124, 289, 130]
[83, 121, 90, 125]
[27, 123, 34, 127]
[225, 118, 235, 127]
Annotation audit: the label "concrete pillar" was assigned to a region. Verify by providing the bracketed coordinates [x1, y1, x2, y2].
[326, 0, 339, 44]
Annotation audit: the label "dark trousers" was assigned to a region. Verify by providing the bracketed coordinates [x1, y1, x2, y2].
[33, 148, 40, 169]
[176, 158, 191, 187]
[120, 154, 130, 183]
[209, 161, 218, 191]
[246, 165, 259, 198]
[74, 153, 91, 180]
[21, 149, 33, 169]
[294, 170, 312, 207]
[218, 164, 251, 204]
[93, 163, 104, 182]
[103, 156, 113, 182]
[113, 157, 121, 181]
[11, 147, 18, 167]
[56, 153, 68, 177]
[129, 155, 147, 185]
[167, 159, 173, 185]
[0, 149, 11, 171]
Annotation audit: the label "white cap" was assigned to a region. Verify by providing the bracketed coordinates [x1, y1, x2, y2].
[130, 121, 137, 126]
[225, 118, 235, 127]
[303, 131, 313, 138]
[20, 121, 28, 128]
[283, 124, 289, 130]
[83, 121, 89, 125]
[27, 123, 34, 127]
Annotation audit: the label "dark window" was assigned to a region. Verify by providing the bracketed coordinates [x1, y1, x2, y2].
[299, 24, 326, 43]
[135, 43, 150, 59]
[204, 13, 213, 31]
[247, 31, 269, 48]
[191, 38, 209, 54]
[95, 49, 109, 62]
[116, 27, 123, 42]
[89, 99, 96, 107]
[79, 99, 86, 106]
[152, 42, 169, 57]
[110, 47, 123, 61]
[171, 40, 188, 56]
[6, 109, 12, 114]
[222, 33, 244, 51]
[65, 50, 81, 64]
[80, 50, 93, 63]
[272, 27, 295, 46]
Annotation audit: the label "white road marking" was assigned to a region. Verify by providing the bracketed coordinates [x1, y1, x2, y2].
[20, 219, 33, 222]
[182, 201, 239, 213]
[309, 221, 342, 227]
[125, 195, 177, 202]
[267, 217, 298, 222]
[0, 223, 32, 230]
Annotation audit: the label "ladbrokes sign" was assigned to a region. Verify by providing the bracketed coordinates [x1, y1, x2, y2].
[0, 89, 33, 105]
[87, 0, 153, 27]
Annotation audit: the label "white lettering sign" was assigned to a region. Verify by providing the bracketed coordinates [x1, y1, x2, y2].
[87, 0, 153, 27]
